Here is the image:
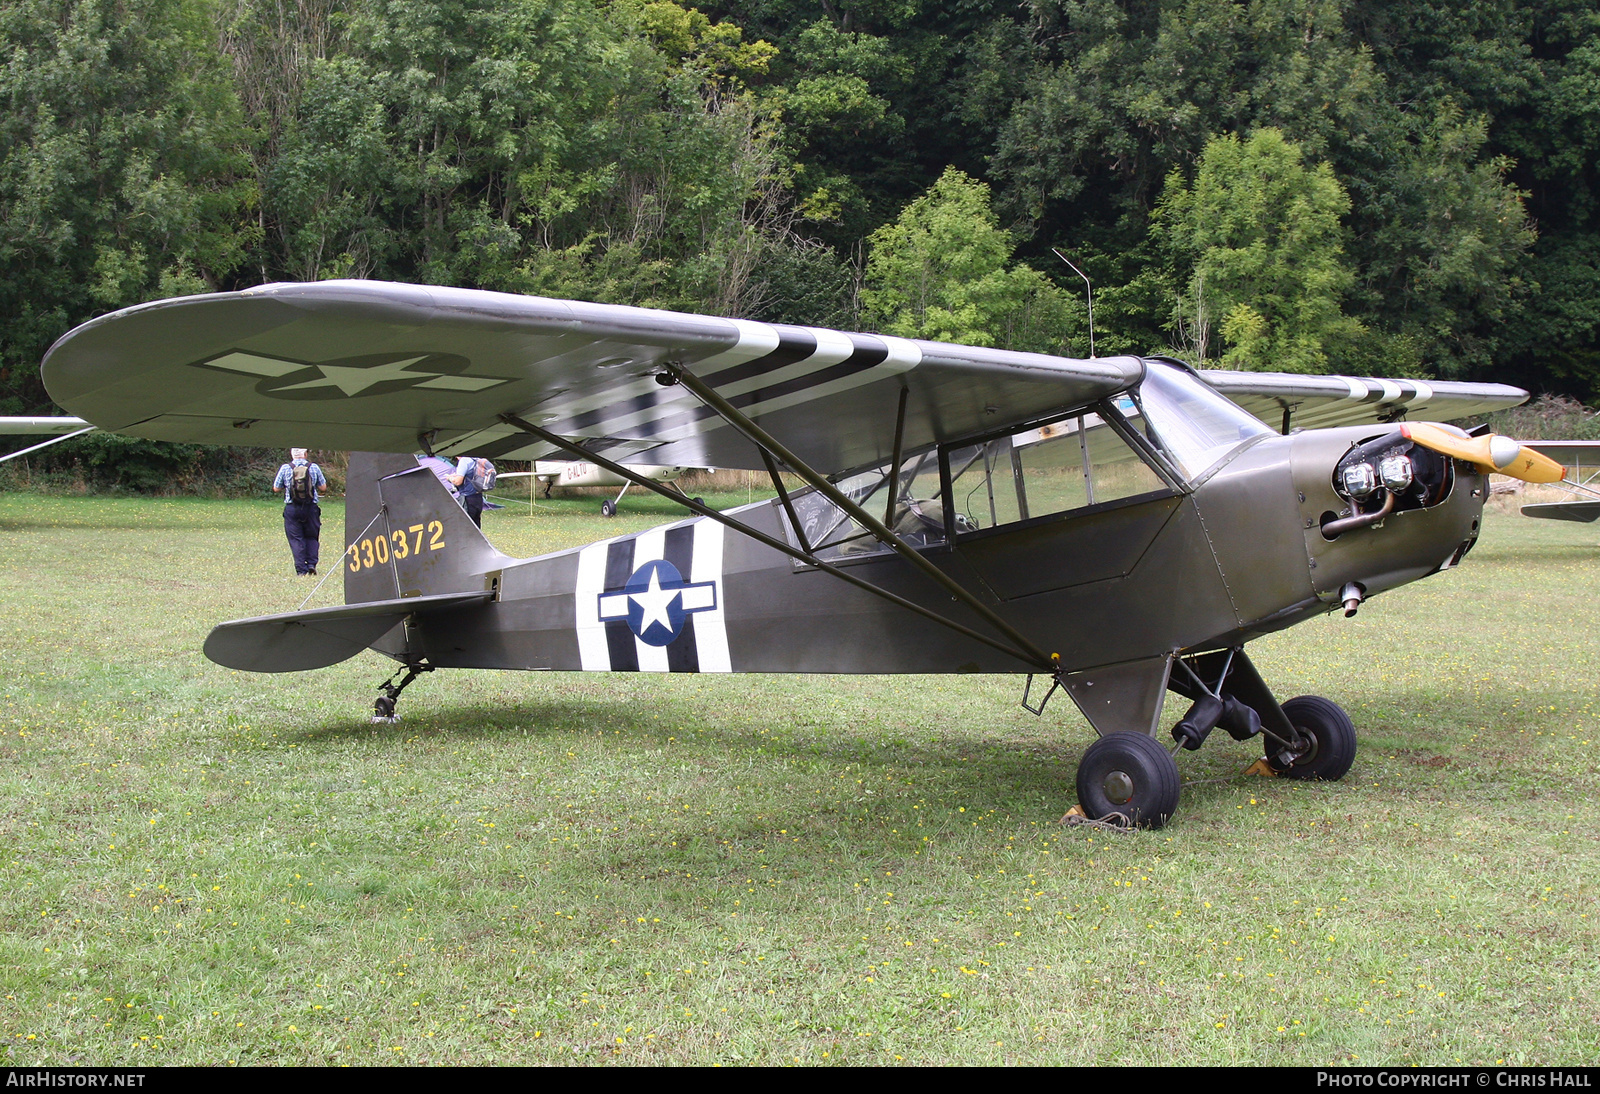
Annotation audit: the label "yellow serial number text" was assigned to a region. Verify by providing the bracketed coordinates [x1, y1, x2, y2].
[346, 521, 444, 573]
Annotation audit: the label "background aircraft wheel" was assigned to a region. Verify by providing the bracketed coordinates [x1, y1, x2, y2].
[1074, 731, 1181, 829]
[692, 496, 704, 506]
[600, 500, 616, 517]
[1267, 696, 1356, 780]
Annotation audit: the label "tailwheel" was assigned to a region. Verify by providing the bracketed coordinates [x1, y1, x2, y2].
[1075, 731, 1181, 829]
[1266, 695, 1356, 781]
[372, 661, 433, 724]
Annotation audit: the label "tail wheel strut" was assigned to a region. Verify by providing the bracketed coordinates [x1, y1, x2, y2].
[373, 661, 433, 723]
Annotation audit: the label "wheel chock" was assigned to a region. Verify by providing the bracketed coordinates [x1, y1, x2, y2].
[1241, 758, 1278, 777]
[1059, 804, 1088, 824]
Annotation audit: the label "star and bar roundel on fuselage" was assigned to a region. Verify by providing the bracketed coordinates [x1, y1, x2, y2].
[574, 519, 730, 673]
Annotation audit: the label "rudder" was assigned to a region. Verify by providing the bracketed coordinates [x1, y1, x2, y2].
[344, 452, 510, 605]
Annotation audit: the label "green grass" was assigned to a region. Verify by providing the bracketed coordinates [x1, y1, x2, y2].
[0, 491, 1595, 1065]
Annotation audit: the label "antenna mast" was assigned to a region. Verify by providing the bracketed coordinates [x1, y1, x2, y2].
[1051, 248, 1095, 358]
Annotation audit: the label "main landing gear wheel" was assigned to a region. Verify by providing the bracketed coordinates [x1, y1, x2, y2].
[1267, 695, 1356, 781]
[1075, 731, 1182, 829]
[600, 499, 616, 517]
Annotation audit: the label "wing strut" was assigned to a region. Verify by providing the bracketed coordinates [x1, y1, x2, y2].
[660, 362, 1056, 669]
[498, 411, 1053, 671]
[0, 426, 96, 465]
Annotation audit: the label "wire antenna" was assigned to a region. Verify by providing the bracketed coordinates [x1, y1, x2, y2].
[1051, 248, 1095, 358]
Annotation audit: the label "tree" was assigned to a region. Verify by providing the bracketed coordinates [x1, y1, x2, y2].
[0, 0, 255, 413]
[1155, 129, 1360, 372]
[862, 168, 1081, 353]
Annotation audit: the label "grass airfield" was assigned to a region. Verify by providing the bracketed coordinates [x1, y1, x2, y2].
[0, 487, 1595, 1066]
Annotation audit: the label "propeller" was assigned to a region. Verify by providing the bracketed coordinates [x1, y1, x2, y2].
[1399, 422, 1566, 484]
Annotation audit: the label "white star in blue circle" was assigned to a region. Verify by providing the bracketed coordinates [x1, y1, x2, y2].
[596, 560, 718, 646]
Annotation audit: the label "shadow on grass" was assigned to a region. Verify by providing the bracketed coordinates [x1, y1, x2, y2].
[286, 693, 1094, 815]
[261, 673, 1566, 863]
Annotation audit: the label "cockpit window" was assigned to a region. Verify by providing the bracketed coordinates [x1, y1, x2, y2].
[784, 451, 948, 562]
[1122, 362, 1275, 480]
[947, 411, 1168, 532]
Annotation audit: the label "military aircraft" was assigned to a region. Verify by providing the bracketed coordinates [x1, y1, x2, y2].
[42, 280, 1550, 827]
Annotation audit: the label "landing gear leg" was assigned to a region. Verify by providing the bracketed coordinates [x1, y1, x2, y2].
[373, 661, 433, 723]
[1168, 647, 1357, 781]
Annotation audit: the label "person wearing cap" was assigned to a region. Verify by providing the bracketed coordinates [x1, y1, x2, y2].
[272, 448, 329, 576]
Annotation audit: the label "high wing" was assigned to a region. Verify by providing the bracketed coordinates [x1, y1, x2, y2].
[1198, 369, 1527, 430]
[42, 281, 1143, 476]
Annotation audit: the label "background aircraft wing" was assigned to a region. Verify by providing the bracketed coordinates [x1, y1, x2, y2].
[0, 416, 91, 434]
[1521, 501, 1600, 523]
[1199, 369, 1527, 430]
[1521, 440, 1600, 467]
[42, 281, 1144, 475]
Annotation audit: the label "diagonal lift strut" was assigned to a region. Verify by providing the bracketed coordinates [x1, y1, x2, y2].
[659, 362, 1056, 669]
[497, 406, 1055, 671]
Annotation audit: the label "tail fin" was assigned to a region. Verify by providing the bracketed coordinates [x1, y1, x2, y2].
[344, 452, 511, 605]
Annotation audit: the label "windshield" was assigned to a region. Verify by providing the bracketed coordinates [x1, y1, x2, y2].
[1122, 362, 1275, 480]
[948, 412, 1167, 530]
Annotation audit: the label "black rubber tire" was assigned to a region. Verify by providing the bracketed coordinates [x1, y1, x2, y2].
[600, 500, 616, 517]
[1268, 695, 1356, 781]
[1074, 731, 1182, 829]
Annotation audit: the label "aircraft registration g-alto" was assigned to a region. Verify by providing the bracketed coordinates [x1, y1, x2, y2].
[42, 281, 1545, 828]
[519, 460, 700, 516]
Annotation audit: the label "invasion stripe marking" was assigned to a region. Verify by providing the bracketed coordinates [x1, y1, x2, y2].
[634, 338, 894, 440]
[688, 520, 730, 672]
[575, 535, 621, 670]
[541, 328, 822, 437]
[662, 524, 700, 673]
[603, 539, 639, 672]
[629, 527, 671, 673]
[572, 519, 727, 673]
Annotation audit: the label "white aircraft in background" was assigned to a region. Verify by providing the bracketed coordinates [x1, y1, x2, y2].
[500, 460, 703, 517]
[0, 415, 95, 462]
[1514, 440, 1600, 522]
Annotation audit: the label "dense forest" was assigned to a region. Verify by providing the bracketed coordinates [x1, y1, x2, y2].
[4, 0, 1599, 427]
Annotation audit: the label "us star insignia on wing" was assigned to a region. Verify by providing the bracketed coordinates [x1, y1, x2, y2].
[196, 350, 511, 400]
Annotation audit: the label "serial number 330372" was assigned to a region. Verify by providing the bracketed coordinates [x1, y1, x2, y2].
[347, 521, 445, 572]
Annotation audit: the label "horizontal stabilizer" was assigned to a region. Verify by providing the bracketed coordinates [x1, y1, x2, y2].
[1520, 501, 1600, 524]
[204, 591, 492, 672]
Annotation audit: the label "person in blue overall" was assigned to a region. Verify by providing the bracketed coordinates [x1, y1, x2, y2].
[272, 448, 329, 575]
